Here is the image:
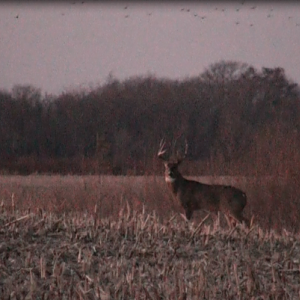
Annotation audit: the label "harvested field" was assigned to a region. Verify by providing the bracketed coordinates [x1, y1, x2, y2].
[1, 207, 300, 299]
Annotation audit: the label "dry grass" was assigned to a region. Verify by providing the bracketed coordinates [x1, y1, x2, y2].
[0, 175, 174, 219]
[1, 206, 300, 299]
[0, 174, 299, 231]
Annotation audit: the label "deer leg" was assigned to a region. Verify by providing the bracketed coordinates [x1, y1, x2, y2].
[185, 208, 193, 220]
[241, 216, 250, 228]
[231, 217, 238, 228]
[231, 213, 250, 228]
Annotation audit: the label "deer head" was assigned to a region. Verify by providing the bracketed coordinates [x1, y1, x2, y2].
[158, 139, 188, 182]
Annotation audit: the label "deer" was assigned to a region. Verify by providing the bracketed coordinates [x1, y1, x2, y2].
[158, 139, 249, 227]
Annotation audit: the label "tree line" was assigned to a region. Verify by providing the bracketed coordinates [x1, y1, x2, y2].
[0, 60, 299, 175]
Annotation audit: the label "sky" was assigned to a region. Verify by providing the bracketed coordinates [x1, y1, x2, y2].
[0, 1, 300, 95]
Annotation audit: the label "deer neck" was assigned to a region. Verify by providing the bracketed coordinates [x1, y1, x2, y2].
[165, 174, 183, 194]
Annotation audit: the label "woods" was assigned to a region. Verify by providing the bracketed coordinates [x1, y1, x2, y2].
[0, 60, 299, 175]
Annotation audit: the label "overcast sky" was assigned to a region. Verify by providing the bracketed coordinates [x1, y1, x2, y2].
[1, 1, 300, 95]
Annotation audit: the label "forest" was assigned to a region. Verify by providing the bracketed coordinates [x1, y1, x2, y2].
[0, 60, 299, 176]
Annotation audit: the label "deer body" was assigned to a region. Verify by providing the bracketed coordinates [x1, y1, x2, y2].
[159, 140, 248, 226]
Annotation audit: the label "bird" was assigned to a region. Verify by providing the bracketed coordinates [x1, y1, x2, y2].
[15, 14, 19, 19]
[251, 6, 256, 10]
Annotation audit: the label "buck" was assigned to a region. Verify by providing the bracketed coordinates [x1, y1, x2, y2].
[158, 139, 249, 227]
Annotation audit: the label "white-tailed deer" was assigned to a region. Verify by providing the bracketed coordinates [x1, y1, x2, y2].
[158, 139, 249, 227]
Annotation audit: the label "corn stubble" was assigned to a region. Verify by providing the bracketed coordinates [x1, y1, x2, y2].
[1, 205, 300, 299]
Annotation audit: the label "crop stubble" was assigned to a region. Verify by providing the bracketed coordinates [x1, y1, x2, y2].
[0, 175, 300, 298]
[0, 206, 300, 299]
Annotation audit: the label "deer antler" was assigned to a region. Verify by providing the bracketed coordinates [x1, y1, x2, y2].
[176, 139, 188, 164]
[184, 139, 188, 158]
[157, 139, 170, 161]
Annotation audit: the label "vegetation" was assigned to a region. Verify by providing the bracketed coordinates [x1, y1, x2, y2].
[0, 174, 298, 232]
[1, 61, 300, 297]
[0, 60, 299, 176]
[1, 203, 300, 299]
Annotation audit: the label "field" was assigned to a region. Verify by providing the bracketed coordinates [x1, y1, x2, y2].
[0, 174, 298, 229]
[1, 175, 300, 298]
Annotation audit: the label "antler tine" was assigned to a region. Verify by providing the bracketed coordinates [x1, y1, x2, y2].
[184, 139, 188, 158]
[158, 138, 169, 161]
[176, 139, 189, 163]
[159, 138, 166, 149]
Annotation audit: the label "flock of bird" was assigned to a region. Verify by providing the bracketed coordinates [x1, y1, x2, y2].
[117, 3, 300, 28]
[13, 2, 300, 28]
[176, 4, 300, 28]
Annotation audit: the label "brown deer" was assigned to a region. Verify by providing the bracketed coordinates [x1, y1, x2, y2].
[158, 139, 249, 227]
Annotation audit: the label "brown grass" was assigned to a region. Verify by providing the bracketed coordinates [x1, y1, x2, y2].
[1, 205, 300, 299]
[0, 174, 299, 231]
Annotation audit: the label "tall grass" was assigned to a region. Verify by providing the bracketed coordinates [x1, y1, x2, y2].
[0, 174, 299, 232]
